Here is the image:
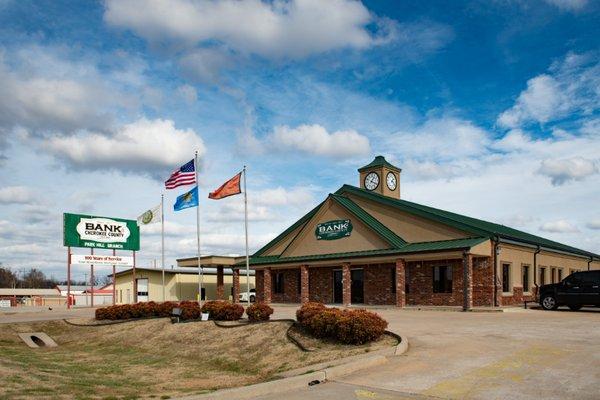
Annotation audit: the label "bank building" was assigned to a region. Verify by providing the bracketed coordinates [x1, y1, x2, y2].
[231, 156, 599, 309]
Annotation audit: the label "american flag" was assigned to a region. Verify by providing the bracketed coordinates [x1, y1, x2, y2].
[165, 159, 196, 189]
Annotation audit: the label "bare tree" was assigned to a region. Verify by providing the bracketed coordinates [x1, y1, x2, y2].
[0, 263, 18, 288]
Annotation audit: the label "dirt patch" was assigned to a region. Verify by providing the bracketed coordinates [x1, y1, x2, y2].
[0, 318, 395, 399]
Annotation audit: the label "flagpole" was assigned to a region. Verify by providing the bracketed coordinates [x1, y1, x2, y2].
[243, 165, 250, 306]
[161, 193, 165, 302]
[195, 151, 203, 304]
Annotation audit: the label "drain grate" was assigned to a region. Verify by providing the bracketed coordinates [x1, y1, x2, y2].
[18, 332, 58, 348]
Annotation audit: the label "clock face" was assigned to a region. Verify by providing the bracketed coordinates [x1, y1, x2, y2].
[364, 172, 379, 191]
[386, 172, 397, 191]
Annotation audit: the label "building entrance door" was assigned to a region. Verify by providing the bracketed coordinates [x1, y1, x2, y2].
[333, 270, 343, 303]
[351, 269, 364, 304]
[136, 278, 149, 302]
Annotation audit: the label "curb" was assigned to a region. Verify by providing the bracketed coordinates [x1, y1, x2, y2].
[176, 334, 408, 400]
[177, 371, 326, 400]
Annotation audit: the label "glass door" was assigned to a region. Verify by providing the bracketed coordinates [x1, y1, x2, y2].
[351, 269, 364, 304]
[333, 270, 343, 304]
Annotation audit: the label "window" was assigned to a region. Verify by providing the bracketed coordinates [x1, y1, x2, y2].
[558, 268, 563, 282]
[551, 267, 556, 283]
[502, 263, 511, 293]
[522, 265, 530, 293]
[433, 266, 452, 293]
[405, 266, 410, 295]
[272, 272, 284, 294]
[391, 266, 396, 294]
[539, 267, 546, 285]
[296, 270, 301, 294]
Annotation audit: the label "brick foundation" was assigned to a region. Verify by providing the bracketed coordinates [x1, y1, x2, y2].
[500, 287, 535, 306]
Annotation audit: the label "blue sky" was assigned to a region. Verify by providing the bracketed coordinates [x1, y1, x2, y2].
[0, 0, 599, 281]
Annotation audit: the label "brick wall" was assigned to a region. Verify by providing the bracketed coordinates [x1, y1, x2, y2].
[500, 287, 535, 306]
[364, 263, 396, 305]
[254, 257, 498, 307]
[271, 268, 300, 303]
[473, 257, 494, 306]
[407, 259, 464, 306]
[309, 266, 334, 303]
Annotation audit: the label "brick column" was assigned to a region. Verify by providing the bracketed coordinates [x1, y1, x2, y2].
[216, 266, 224, 300]
[395, 259, 406, 307]
[463, 252, 473, 311]
[232, 268, 240, 303]
[263, 267, 272, 304]
[300, 265, 309, 304]
[342, 263, 351, 306]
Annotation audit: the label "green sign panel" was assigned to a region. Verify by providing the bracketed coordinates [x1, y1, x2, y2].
[63, 213, 140, 250]
[315, 219, 353, 240]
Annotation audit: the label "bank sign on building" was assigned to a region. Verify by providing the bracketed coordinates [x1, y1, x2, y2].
[63, 213, 140, 250]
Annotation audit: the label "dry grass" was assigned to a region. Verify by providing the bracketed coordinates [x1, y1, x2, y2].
[0, 318, 396, 399]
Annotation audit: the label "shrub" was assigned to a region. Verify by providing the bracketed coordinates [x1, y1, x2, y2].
[295, 303, 388, 345]
[246, 303, 274, 322]
[201, 300, 244, 321]
[296, 302, 326, 326]
[179, 301, 201, 320]
[335, 309, 388, 345]
[308, 308, 341, 338]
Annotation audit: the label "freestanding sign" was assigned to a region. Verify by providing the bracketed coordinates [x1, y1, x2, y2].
[71, 254, 134, 267]
[63, 213, 140, 250]
[315, 219, 353, 240]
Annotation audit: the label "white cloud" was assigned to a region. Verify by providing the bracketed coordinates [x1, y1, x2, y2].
[176, 84, 198, 103]
[387, 117, 491, 161]
[586, 220, 600, 230]
[178, 48, 232, 84]
[0, 45, 150, 137]
[42, 118, 205, 178]
[543, 0, 588, 11]
[0, 186, 36, 205]
[104, 0, 387, 59]
[539, 220, 580, 233]
[537, 157, 598, 185]
[269, 124, 370, 158]
[497, 52, 599, 129]
[253, 186, 316, 207]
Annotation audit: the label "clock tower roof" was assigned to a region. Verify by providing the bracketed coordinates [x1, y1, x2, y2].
[358, 155, 401, 173]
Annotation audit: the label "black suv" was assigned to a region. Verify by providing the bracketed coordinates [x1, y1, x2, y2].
[539, 270, 600, 311]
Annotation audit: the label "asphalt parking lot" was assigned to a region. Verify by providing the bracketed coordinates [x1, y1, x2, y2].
[257, 305, 600, 400]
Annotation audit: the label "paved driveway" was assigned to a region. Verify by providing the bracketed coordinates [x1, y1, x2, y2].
[256, 306, 600, 400]
[0, 306, 95, 324]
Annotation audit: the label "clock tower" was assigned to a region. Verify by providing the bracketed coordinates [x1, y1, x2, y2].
[358, 155, 401, 199]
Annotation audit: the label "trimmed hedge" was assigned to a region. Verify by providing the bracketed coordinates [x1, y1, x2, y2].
[95, 300, 243, 321]
[246, 303, 274, 322]
[201, 301, 244, 321]
[296, 302, 388, 345]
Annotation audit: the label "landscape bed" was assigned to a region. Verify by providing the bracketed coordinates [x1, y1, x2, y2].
[0, 317, 397, 399]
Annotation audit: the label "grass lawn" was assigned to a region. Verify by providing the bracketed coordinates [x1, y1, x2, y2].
[0, 318, 396, 399]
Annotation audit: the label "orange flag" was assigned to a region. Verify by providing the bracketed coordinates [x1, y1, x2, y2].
[208, 172, 242, 200]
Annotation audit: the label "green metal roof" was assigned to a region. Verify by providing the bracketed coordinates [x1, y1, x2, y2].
[244, 237, 488, 266]
[358, 155, 401, 172]
[336, 185, 599, 258]
[331, 194, 407, 248]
